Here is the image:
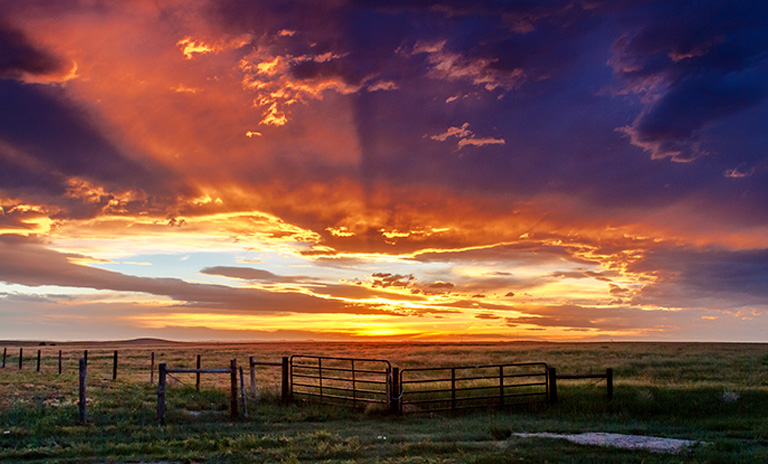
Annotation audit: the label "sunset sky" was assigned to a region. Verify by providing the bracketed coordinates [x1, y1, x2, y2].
[1, 1, 767, 342]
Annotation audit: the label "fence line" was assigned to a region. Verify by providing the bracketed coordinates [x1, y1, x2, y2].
[1, 348, 121, 378]
[1, 346, 616, 423]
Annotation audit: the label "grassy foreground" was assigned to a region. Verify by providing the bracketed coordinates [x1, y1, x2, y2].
[0, 341, 767, 463]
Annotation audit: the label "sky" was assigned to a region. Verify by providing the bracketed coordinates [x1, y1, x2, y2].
[1, 0, 767, 342]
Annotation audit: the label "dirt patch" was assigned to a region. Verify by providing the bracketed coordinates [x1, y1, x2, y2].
[514, 432, 701, 453]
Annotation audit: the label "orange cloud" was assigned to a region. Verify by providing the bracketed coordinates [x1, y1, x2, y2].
[177, 34, 251, 59]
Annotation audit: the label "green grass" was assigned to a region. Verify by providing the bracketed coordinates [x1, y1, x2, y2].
[0, 341, 767, 462]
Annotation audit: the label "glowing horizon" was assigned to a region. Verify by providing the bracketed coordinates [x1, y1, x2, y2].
[1, 1, 767, 343]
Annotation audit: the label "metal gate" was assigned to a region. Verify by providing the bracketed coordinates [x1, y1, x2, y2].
[290, 355, 392, 407]
[399, 362, 549, 413]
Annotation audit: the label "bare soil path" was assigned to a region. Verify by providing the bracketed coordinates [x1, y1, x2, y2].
[514, 432, 701, 453]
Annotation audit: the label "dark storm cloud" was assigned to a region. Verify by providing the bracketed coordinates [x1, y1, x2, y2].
[628, 246, 768, 309]
[504, 303, 685, 331]
[212, 0, 594, 95]
[206, 0, 768, 228]
[0, 81, 188, 218]
[0, 23, 191, 217]
[0, 24, 63, 78]
[613, 1, 768, 162]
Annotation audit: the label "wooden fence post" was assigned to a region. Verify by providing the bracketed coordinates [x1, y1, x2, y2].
[229, 359, 238, 420]
[58, 350, 62, 375]
[548, 367, 557, 404]
[112, 350, 118, 380]
[157, 363, 167, 425]
[239, 366, 248, 418]
[150, 352, 155, 384]
[83, 349, 88, 367]
[196, 354, 201, 391]
[78, 358, 87, 425]
[36, 349, 41, 372]
[249, 356, 259, 402]
[606, 368, 614, 401]
[281, 356, 290, 404]
[2, 347, 5, 368]
[390, 367, 400, 415]
[19, 347, 22, 369]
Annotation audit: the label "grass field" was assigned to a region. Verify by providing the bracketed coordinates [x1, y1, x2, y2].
[0, 340, 767, 463]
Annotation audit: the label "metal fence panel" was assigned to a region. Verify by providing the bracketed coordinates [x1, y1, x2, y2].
[399, 362, 549, 413]
[290, 355, 392, 407]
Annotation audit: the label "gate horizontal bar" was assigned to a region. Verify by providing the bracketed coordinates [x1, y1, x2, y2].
[402, 391, 546, 407]
[292, 383, 387, 396]
[403, 381, 548, 397]
[166, 368, 231, 374]
[293, 391, 389, 404]
[292, 373, 388, 385]
[291, 365, 389, 375]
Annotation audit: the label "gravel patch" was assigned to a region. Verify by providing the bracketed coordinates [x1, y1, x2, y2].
[514, 432, 701, 453]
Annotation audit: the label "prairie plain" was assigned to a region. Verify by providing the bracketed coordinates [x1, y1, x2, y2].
[0, 340, 767, 463]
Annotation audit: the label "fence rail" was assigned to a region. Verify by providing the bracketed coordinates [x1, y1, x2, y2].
[548, 367, 613, 402]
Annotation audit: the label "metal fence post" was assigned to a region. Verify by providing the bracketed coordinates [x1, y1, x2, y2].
[548, 367, 557, 404]
[37, 349, 41, 372]
[78, 358, 87, 425]
[112, 350, 118, 380]
[196, 354, 201, 391]
[606, 368, 614, 401]
[451, 368, 456, 410]
[2, 347, 5, 368]
[58, 350, 62, 375]
[157, 363, 167, 425]
[150, 352, 155, 384]
[18, 347, 22, 369]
